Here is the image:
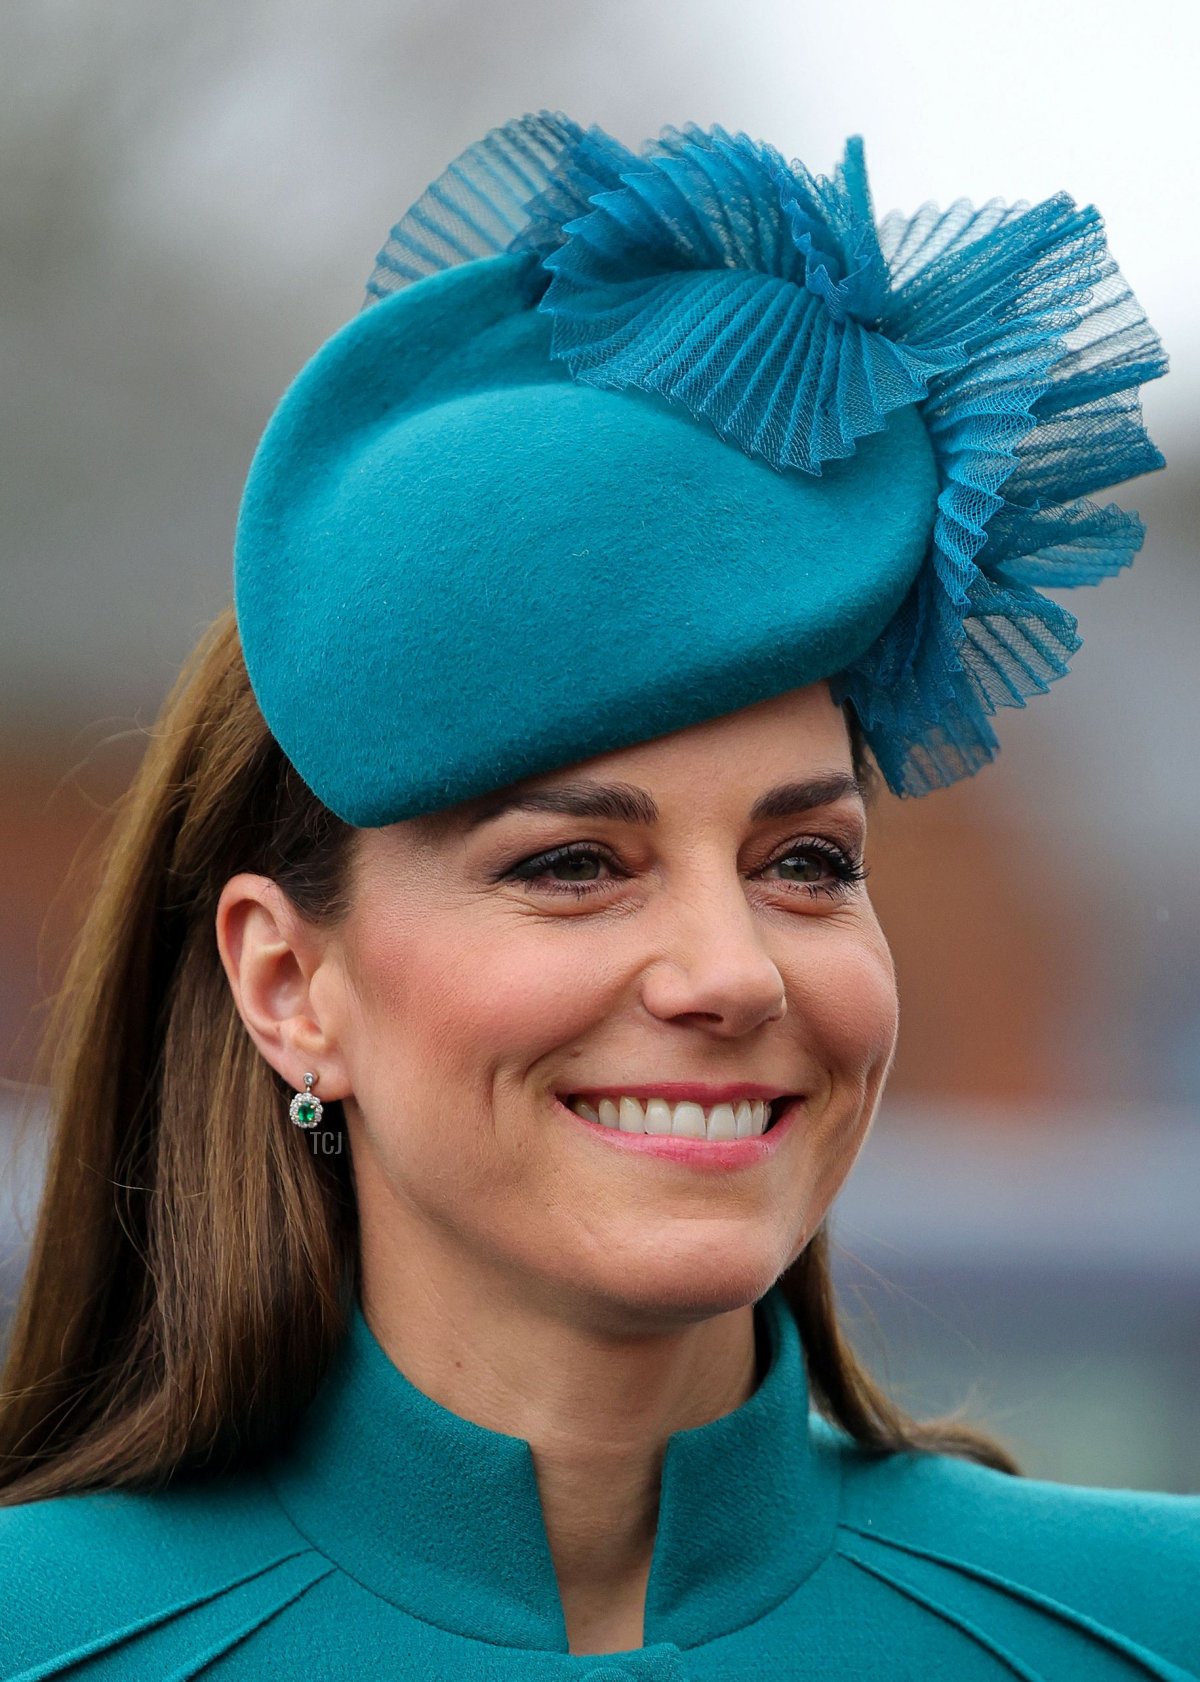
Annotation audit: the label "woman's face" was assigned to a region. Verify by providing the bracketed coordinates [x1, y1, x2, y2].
[313, 681, 899, 1330]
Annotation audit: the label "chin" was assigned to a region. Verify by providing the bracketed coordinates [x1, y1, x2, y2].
[568, 1236, 790, 1332]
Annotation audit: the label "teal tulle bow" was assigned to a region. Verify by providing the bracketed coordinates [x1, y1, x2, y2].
[363, 112, 1168, 798]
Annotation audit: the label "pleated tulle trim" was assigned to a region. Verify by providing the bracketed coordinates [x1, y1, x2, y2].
[363, 112, 1167, 798]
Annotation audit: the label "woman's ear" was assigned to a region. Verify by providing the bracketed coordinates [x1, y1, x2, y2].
[215, 873, 353, 1099]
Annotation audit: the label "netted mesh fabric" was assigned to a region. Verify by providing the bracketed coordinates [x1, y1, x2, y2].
[363, 112, 1168, 798]
[363, 111, 588, 296]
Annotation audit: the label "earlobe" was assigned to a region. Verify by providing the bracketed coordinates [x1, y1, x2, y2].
[214, 873, 352, 1100]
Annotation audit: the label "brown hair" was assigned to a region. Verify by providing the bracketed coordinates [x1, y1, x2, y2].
[0, 606, 1021, 1504]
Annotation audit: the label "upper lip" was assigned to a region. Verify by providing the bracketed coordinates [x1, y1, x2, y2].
[559, 1082, 800, 1106]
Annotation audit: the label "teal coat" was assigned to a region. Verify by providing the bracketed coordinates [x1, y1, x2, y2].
[1, 1284, 1197, 1679]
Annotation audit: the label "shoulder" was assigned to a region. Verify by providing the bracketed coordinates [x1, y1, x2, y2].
[815, 1417, 1200, 1673]
[0, 1468, 334, 1678]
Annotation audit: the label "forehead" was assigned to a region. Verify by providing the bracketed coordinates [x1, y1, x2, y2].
[400, 693, 863, 850]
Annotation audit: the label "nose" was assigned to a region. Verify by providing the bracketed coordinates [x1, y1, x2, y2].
[638, 863, 787, 1036]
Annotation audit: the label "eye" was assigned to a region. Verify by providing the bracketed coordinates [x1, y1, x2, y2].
[763, 838, 870, 899]
[500, 843, 625, 899]
[499, 838, 868, 901]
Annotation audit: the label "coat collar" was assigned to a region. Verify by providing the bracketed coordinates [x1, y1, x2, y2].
[264, 1283, 843, 1653]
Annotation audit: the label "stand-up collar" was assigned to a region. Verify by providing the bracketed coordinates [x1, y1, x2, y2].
[264, 1283, 842, 1652]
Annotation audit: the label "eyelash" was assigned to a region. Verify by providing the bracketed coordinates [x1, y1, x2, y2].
[500, 838, 870, 902]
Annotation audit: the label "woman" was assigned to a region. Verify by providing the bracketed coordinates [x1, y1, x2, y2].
[1, 113, 1195, 1676]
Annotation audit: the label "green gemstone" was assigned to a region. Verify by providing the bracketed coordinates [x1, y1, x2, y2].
[296, 1099, 318, 1124]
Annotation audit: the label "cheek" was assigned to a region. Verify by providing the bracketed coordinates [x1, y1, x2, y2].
[793, 925, 899, 1085]
[344, 908, 613, 1109]
[780, 927, 898, 1252]
[341, 910, 630, 1276]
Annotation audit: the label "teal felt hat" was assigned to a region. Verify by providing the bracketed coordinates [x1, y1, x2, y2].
[233, 112, 1167, 821]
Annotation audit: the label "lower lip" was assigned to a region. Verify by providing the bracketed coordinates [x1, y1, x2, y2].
[553, 1096, 803, 1171]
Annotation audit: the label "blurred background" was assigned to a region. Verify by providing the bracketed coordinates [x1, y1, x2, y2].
[1, 0, 1196, 1490]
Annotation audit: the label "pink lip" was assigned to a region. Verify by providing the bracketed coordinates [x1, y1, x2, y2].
[554, 1094, 804, 1171]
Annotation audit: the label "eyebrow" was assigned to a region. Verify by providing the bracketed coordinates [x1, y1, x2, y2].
[463, 770, 867, 832]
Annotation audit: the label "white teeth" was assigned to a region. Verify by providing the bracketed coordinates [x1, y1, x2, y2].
[643, 1098, 674, 1136]
[619, 1096, 644, 1133]
[566, 1094, 775, 1140]
[669, 1101, 707, 1139]
[706, 1103, 737, 1141]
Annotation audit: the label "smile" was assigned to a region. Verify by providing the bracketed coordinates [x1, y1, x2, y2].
[563, 1094, 790, 1139]
[552, 1091, 804, 1170]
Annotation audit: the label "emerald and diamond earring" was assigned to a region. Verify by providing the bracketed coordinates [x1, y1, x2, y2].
[289, 1071, 323, 1130]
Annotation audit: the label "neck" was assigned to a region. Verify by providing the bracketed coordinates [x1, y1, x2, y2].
[359, 1235, 759, 1653]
